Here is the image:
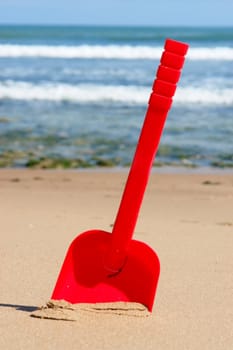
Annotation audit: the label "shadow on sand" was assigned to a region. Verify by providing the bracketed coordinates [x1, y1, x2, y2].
[0, 303, 38, 313]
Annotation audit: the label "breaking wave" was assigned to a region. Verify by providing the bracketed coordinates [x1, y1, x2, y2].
[0, 44, 233, 60]
[0, 81, 232, 105]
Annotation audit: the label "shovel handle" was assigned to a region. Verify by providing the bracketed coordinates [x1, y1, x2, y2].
[106, 39, 189, 272]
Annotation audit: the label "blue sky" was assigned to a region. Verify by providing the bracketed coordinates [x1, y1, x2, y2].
[0, 0, 233, 26]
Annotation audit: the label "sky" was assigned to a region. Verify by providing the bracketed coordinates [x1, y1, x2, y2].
[0, 0, 233, 26]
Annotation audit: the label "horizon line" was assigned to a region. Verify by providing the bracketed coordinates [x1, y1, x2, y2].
[0, 23, 232, 28]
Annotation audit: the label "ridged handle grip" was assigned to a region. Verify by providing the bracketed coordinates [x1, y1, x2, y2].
[150, 39, 189, 110]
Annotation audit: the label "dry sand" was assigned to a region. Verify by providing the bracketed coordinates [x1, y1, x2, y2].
[0, 169, 233, 349]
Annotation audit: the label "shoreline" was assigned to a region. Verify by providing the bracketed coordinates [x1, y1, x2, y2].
[1, 165, 233, 175]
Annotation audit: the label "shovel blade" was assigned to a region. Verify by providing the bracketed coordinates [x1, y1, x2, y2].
[51, 230, 160, 311]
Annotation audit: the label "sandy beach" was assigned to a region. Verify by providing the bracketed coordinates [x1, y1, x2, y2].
[0, 169, 233, 349]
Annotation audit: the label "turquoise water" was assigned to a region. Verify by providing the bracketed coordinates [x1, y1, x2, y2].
[0, 25, 232, 168]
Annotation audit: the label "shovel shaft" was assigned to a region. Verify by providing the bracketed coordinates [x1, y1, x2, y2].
[105, 39, 189, 272]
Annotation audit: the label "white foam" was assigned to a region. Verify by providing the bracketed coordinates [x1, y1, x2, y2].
[0, 44, 232, 60]
[175, 86, 233, 105]
[189, 47, 233, 60]
[0, 81, 232, 105]
[0, 81, 148, 104]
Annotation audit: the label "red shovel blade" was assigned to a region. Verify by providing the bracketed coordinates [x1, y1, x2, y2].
[52, 230, 160, 311]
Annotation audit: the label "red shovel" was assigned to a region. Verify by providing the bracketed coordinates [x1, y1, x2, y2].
[51, 39, 189, 311]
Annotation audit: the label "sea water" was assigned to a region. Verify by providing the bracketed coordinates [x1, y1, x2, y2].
[0, 25, 232, 168]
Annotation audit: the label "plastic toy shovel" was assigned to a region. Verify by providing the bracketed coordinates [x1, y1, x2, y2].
[52, 39, 189, 311]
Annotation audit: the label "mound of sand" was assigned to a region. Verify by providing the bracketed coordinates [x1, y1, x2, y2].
[31, 300, 150, 321]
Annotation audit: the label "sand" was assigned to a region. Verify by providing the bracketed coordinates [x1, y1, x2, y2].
[0, 169, 233, 349]
[31, 300, 150, 320]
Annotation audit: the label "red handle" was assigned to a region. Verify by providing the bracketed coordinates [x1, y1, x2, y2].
[105, 39, 189, 272]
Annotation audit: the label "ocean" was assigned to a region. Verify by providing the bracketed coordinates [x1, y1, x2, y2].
[0, 25, 232, 168]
